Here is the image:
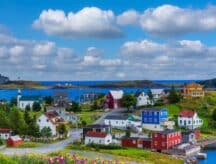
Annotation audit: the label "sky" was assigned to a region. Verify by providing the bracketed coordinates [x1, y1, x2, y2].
[1, 0, 216, 81]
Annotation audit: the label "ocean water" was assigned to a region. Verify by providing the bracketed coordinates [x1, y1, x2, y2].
[0, 80, 196, 102]
[199, 149, 216, 164]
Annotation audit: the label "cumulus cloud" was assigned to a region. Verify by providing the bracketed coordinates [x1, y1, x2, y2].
[33, 7, 123, 39]
[117, 5, 216, 37]
[117, 10, 139, 25]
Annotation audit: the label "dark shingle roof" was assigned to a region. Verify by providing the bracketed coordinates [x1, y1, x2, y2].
[159, 129, 179, 134]
[142, 108, 166, 112]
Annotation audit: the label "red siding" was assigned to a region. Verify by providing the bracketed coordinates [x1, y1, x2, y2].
[142, 140, 152, 149]
[104, 92, 121, 109]
[152, 131, 182, 151]
[194, 130, 201, 139]
[7, 138, 22, 147]
[121, 138, 138, 148]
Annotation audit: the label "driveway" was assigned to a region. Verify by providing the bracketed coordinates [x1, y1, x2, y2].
[0, 129, 82, 155]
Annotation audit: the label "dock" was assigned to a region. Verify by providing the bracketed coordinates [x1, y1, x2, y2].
[197, 138, 216, 148]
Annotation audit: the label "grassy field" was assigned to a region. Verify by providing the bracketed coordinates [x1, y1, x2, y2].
[67, 142, 183, 164]
[78, 111, 106, 125]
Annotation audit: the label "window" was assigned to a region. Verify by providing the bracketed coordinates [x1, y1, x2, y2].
[47, 119, 49, 122]
[38, 119, 41, 122]
[188, 120, 191, 124]
[162, 142, 165, 146]
[99, 140, 101, 143]
[180, 120, 182, 124]
[132, 140, 136, 144]
[149, 112, 152, 116]
[154, 112, 157, 116]
[116, 121, 118, 124]
[154, 141, 158, 145]
[154, 118, 157, 123]
[89, 139, 91, 142]
[154, 134, 157, 137]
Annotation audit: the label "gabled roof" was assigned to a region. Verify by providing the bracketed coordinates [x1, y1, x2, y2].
[85, 131, 108, 138]
[20, 96, 41, 101]
[109, 90, 123, 99]
[179, 110, 195, 118]
[150, 89, 164, 94]
[0, 128, 12, 133]
[184, 83, 203, 88]
[85, 124, 110, 128]
[44, 111, 65, 124]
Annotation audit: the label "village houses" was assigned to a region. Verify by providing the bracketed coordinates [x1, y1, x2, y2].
[17, 89, 42, 110]
[37, 111, 65, 136]
[104, 90, 124, 109]
[84, 131, 112, 145]
[183, 83, 204, 98]
[178, 110, 203, 129]
[0, 128, 12, 140]
[142, 108, 174, 131]
[135, 91, 153, 107]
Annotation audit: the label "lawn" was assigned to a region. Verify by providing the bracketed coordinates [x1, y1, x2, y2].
[68, 142, 183, 164]
[78, 110, 106, 125]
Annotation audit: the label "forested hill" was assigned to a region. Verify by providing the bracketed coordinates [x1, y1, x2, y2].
[198, 78, 216, 88]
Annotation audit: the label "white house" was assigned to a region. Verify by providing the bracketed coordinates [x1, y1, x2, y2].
[17, 89, 42, 110]
[84, 131, 112, 145]
[47, 107, 79, 124]
[104, 90, 124, 109]
[0, 128, 12, 140]
[150, 89, 164, 101]
[178, 110, 203, 129]
[37, 111, 65, 136]
[136, 91, 153, 107]
[104, 115, 141, 130]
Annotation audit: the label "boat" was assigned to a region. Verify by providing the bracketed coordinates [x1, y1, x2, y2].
[196, 153, 207, 159]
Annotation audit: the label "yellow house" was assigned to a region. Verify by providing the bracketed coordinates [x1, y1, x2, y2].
[183, 83, 204, 98]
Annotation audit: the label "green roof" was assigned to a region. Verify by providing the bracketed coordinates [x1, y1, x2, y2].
[20, 96, 41, 102]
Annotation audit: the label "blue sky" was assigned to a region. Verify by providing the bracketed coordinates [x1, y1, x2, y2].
[0, 0, 216, 80]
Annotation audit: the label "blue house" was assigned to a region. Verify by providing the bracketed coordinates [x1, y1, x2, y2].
[141, 108, 170, 131]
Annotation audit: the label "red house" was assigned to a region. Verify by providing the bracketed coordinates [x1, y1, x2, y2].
[152, 129, 182, 151]
[121, 137, 152, 149]
[7, 135, 22, 147]
[104, 90, 123, 109]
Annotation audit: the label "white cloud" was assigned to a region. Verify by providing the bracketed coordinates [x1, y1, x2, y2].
[139, 5, 216, 36]
[33, 7, 123, 39]
[33, 42, 55, 56]
[117, 10, 139, 25]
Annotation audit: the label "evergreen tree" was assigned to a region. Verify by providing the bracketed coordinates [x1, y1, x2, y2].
[32, 102, 41, 112]
[213, 108, 216, 121]
[41, 127, 52, 138]
[0, 110, 10, 128]
[168, 86, 181, 104]
[66, 102, 81, 112]
[25, 105, 31, 111]
[24, 109, 31, 125]
[43, 96, 54, 105]
[147, 90, 154, 103]
[57, 123, 68, 138]
[9, 109, 27, 135]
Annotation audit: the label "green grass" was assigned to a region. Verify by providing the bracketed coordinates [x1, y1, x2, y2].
[158, 104, 181, 117]
[78, 110, 106, 125]
[68, 142, 183, 164]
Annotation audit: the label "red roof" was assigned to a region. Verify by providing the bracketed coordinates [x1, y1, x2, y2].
[0, 128, 12, 133]
[179, 110, 195, 117]
[85, 131, 108, 138]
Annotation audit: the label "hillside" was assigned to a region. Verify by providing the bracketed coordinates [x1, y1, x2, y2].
[0, 80, 47, 89]
[89, 80, 166, 88]
[198, 78, 216, 88]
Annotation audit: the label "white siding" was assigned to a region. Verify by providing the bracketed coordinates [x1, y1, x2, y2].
[0, 132, 11, 140]
[104, 119, 141, 129]
[37, 115, 57, 136]
[178, 113, 203, 129]
[18, 100, 35, 110]
[136, 92, 153, 107]
[84, 134, 112, 145]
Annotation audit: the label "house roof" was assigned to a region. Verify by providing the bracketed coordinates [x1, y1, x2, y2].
[85, 124, 110, 128]
[9, 135, 22, 141]
[159, 129, 179, 135]
[0, 128, 12, 133]
[150, 89, 164, 94]
[104, 115, 140, 122]
[44, 111, 65, 124]
[109, 90, 123, 99]
[142, 108, 166, 112]
[85, 131, 108, 138]
[179, 110, 195, 118]
[184, 83, 203, 89]
[20, 96, 41, 101]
